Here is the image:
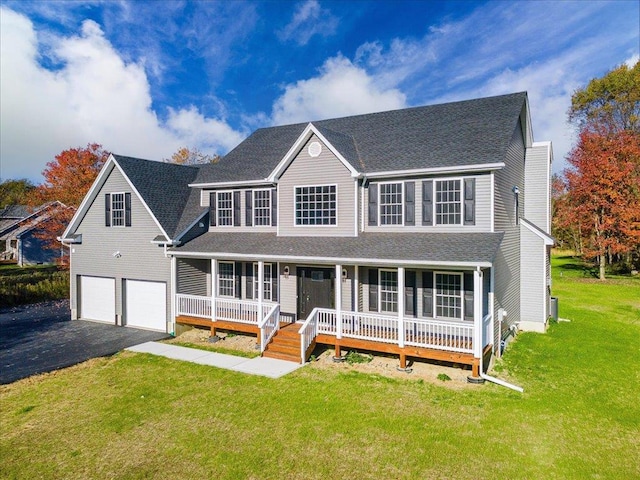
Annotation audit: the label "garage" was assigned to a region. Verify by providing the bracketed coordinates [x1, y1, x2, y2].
[80, 276, 115, 323]
[125, 280, 167, 331]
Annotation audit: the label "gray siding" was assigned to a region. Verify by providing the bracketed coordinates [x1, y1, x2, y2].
[69, 165, 172, 328]
[493, 119, 526, 332]
[279, 263, 298, 317]
[364, 174, 492, 233]
[524, 143, 551, 232]
[205, 189, 277, 233]
[520, 226, 545, 326]
[177, 258, 210, 296]
[278, 135, 357, 236]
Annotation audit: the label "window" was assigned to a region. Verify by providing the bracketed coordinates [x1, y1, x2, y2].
[253, 189, 271, 226]
[111, 193, 125, 226]
[435, 180, 462, 225]
[379, 183, 403, 225]
[218, 262, 235, 297]
[435, 273, 462, 319]
[253, 263, 273, 301]
[295, 185, 336, 225]
[217, 191, 233, 226]
[379, 269, 398, 313]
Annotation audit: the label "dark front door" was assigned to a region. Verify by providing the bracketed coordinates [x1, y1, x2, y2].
[297, 267, 334, 319]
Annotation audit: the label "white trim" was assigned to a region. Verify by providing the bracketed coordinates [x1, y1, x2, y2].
[353, 180, 358, 237]
[397, 266, 405, 347]
[434, 271, 464, 321]
[252, 188, 272, 227]
[434, 177, 464, 226]
[109, 192, 126, 228]
[190, 179, 274, 188]
[216, 190, 235, 227]
[521, 218, 554, 245]
[377, 181, 404, 227]
[379, 268, 399, 313]
[169, 251, 493, 268]
[473, 268, 483, 358]
[217, 260, 236, 297]
[267, 123, 360, 182]
[293, 183, 338, 227]
[364, 162, 505, 179]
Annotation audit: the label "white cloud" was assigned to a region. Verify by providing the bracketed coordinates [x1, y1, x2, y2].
[271, 55, 406, 125]
[277, 0, 338, 46]
[0, 7, 245, 182]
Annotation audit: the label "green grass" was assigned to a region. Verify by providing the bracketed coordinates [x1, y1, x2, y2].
[1, 255, 638, 479]
[171, 341, 260, 358]
[0, 263, 69, 306]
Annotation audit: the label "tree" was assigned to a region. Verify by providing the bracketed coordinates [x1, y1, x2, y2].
[28, 143, 110, 268]
[564, 128, 640, 279]
[165, 146, 220, 165]
[551, 173, 582, 253]
[569, 61, 640, 134]
[0, 179, 35, 209]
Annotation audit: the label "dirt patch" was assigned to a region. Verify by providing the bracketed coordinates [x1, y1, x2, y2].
[168, 326, 475, 389]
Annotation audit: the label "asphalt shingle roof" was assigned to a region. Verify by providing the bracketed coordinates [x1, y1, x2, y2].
[113, 155, 206, 239]
[193, 92, 527, 184]
[171, 231, 504, 265]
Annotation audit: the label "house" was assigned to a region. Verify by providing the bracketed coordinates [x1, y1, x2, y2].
[60, 92, 553, 376]
[0, 202, 70, 265]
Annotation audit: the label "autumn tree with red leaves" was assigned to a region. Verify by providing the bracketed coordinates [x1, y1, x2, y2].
[28, 143, 110, 267]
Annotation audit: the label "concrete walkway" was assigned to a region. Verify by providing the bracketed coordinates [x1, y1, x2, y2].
[126, 342, 305, 379]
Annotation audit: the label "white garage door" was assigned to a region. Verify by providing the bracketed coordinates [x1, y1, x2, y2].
[80, 276, 115, 323]
[125, 280, 166, 331]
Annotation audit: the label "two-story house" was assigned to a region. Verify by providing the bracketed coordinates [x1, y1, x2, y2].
[61, 92, 553, 377]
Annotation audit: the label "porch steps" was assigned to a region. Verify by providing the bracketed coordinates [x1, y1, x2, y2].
[262, 323, 301, 363]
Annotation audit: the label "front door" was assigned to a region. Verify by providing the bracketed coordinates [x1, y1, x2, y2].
[297, 267, 334, 319]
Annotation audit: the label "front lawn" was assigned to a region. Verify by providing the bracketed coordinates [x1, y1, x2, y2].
[0, 263, 69, 307]
[1, 255, 638, 479]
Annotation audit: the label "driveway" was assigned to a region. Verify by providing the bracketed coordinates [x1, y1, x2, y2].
[0, 300, 169, 385]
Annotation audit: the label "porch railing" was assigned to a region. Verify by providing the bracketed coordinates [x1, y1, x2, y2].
[298, 307, 320, 363]
[259, 303, 280, 352]
[176, 294, 211, 318]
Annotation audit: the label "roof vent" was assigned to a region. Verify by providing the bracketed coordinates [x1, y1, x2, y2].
[308, 141, 322, 157]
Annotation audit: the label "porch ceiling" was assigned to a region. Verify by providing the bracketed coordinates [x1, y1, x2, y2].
[170, 231, 503, 267]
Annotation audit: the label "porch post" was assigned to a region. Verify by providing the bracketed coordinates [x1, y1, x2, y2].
[473, 268, 483, 375]
[170, 255, 176, 334]
[353, 265, 359, 312]
[258, 260, 264, 321]
[335, 264, 342, 339]
[211, 259, 217, 328]
[398, 266, 405, 348]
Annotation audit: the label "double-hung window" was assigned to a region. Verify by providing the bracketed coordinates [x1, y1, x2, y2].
[253, 263, 273, 301]
[435, 272, 463, 319]
[379, 269, 398, 313]
[435, 179, 462, 225]
[218, 262, 235, 297]
[105, 192, 130, 227]
[295, 185, 336, 225]
[379, 182, 403, 225]
[111, 193, 125, 227]
[217, 191, 233, 226]
[253, 189, 271, 226]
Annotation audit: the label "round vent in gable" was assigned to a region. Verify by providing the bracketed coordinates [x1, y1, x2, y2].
[308, 141, 322, 157]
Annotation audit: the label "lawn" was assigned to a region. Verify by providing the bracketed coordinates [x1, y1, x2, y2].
[1, 255, 638, 479]
[0, 263, 69, 306]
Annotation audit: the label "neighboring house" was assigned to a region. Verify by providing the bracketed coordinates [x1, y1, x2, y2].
[0, 202, 69, 265]
[61, 92, 553, 376]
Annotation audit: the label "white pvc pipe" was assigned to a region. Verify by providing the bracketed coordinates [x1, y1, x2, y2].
[479, 342, 524, 392]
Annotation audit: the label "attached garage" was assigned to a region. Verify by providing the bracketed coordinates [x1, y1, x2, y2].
[80, 276, 116, 323]
[124, 280, 167, 331]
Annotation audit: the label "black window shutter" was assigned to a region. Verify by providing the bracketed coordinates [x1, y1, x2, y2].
[464, 272, 474, 321]
[271, 265, 278, 302]
[124, 193, 132, 227]
[245, 191, 253, 227]
[464, 178, 476, 226]
[422, 180, 433, 225]
[405, 182, 415, 226]
[235, 261, 242, 298]
[405, 270, 416, 316]
[368, 268, 378, 312]
[233, 191, 241, 226]
[271, 189, 277, 226]
[209, 192, 216, 227]
[368, 183, 378, 226]
[422, 271, 433, 317]
[105, 193, 111, 227]
[245, 263, 253, 300]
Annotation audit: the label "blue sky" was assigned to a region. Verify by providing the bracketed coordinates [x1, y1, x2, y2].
[1, 0, 638, 183]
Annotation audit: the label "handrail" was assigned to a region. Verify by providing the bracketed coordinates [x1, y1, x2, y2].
[259, 303, 280, 353]
[298, 307, 320, 363]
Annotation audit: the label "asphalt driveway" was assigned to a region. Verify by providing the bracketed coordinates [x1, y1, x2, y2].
[0, 300, 169, 384]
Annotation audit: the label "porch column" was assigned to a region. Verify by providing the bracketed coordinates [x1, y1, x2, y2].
[258, 260, 264, 321]
[170, 255, 176, 333]
[398, 266, 405, 348]
[473, 268, 483, 365]
[335, 264, 342, 339]
[211, 259, 217, 324]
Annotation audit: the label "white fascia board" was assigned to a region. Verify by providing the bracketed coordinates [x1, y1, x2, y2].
[188, 179, 274, 188]
[267, 123, 360, 182]
[365, 163, 505, 179]
[61, 155, 117, 238]
[167, 250, 491, 268]
[174, 210, 208, 242]
[521, 218, 554, 245]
